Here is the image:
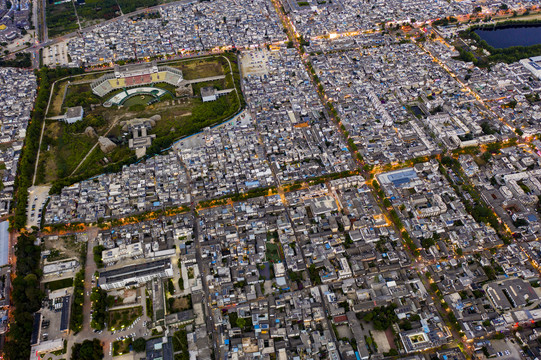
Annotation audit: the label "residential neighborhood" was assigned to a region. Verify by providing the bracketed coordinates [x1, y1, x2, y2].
[3, 0, 541, 359]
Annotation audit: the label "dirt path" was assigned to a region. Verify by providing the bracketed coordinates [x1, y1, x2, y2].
[69, 118, 120, 177]
[32, 120, 47, 186]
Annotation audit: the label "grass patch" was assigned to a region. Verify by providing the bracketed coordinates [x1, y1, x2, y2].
[46, 2, 78, 38]
[108, 306, 142, 331]
[265, 243, 281, 263]
[44, 277, 73, 291]
[191, 78, 227, 95]
[48, 80, 69, 117]
[123, 94, 156, 107]
[39, 121, 98, 182]
[166, 57, 224, 80]
[145, 289, 153, 320]
[172, 329, 188, 359]
[168, 294, 192, 314]
[65, 83, 92, 96]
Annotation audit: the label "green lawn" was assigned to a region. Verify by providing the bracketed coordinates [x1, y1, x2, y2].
[123, 94, 155, 107]
[45, 278, 73, 291]
[38, 121, 97, 181]
[172, 329, 188, 359]
[166, 57, 225, 80]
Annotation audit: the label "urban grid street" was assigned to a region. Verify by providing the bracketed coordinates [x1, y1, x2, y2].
[2, 0, 541, 360]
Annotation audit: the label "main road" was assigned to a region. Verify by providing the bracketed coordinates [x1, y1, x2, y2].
[270, 0, 479, 357]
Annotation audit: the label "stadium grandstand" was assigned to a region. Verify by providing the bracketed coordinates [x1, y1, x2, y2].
[91, 60, 184, 97]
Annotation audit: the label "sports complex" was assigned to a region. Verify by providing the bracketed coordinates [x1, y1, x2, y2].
[102, 87, 171, 107]
[91, 60, 185, 97]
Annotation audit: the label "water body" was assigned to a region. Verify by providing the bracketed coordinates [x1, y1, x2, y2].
[474, 25, 541, 48]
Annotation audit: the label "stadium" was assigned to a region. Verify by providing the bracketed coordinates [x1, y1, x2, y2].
[90, 60, 184, 97]
[102, 87, 172, 108]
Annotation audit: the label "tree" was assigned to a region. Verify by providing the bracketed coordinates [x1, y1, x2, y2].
[236, 317, 246, 329]
[421, 237, 435, 249]
[71, 339, 103, 360]
[486, 142, 502, 154]
[483, 266, 497, 280]
[308, 264, 322, 285]
[362, 304, 398, 331]
[93, 245, 105, 268]
[133, 338, 146, 353]
[3, 232, 42, 360]
[481, 152, 492, 163]
[481, 122, 496, 135]
[288, 270, 302, 283]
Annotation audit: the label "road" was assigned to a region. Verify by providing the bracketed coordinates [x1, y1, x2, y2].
[176, 148, 219, 357]
[66, 227, 98, 360]
[268, 0, 476, 357]
[65, 227, 152, 360]
[193, 200, 220, 356]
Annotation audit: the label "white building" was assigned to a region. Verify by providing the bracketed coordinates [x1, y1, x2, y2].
[521, 56, 541, 79]
[64, 106, 84, 123]
[201, 87, 217, 102]
[43, 259, 79, 276]
[102, 242, 143, 265]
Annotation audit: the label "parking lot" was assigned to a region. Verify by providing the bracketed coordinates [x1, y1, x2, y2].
[43, 41, 71, 67]
[240, 50, 270, 77]
[491, 338, 522, 359]
[39, 288, 74, 344]
[27, 185, 51, 229]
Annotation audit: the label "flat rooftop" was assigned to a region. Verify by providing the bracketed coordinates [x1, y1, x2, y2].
[98, 258, 171, 286]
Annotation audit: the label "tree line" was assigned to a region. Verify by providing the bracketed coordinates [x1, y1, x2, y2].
[0, 53, 32, 68]
[12, 67, 84, 230]
[3, 232, 43, 360]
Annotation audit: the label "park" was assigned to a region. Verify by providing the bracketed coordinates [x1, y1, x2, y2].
[36, 53, 243, 191]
